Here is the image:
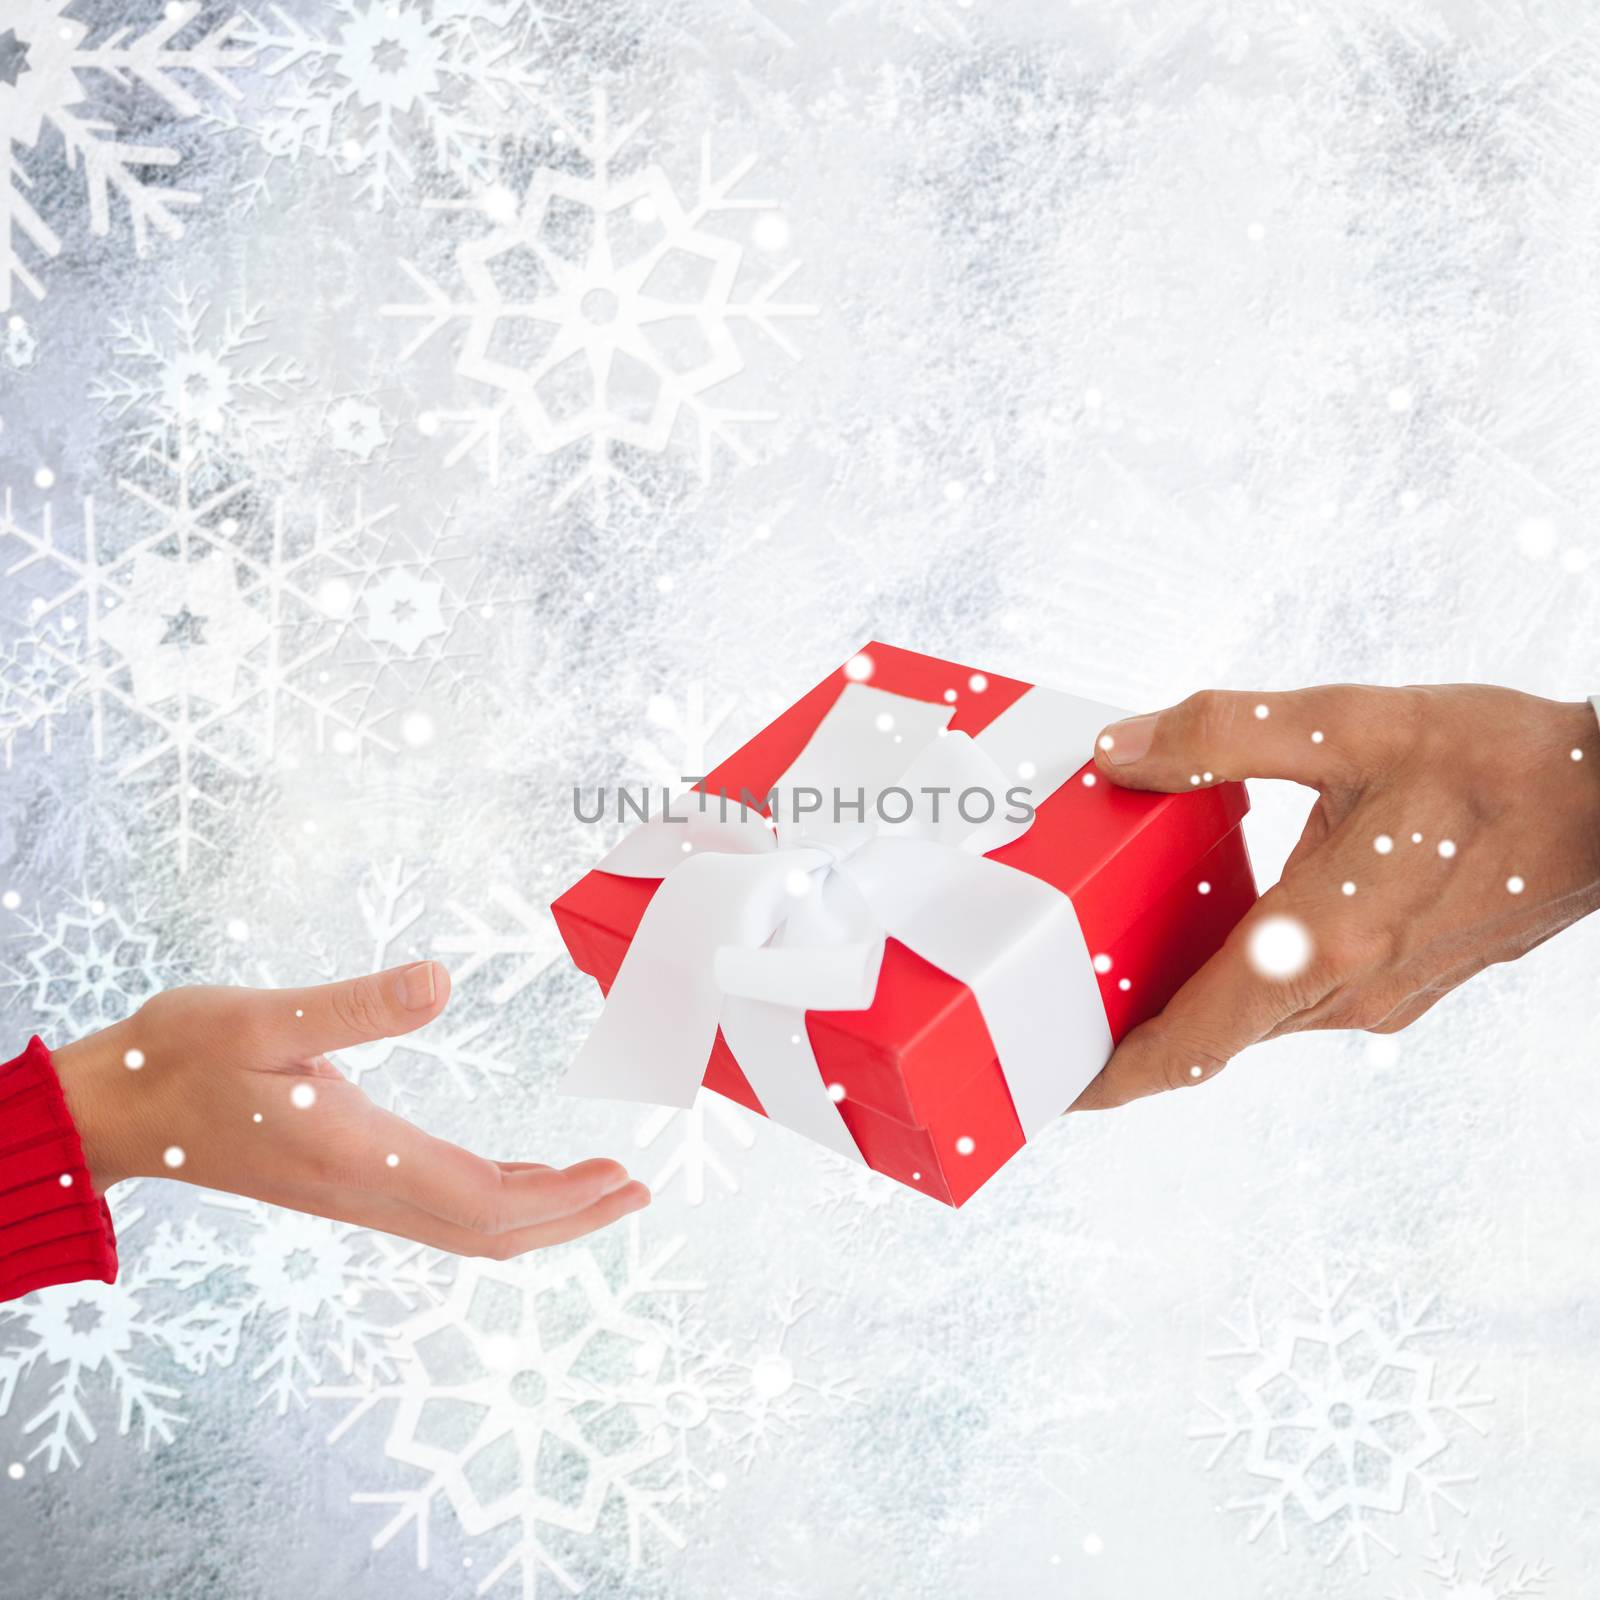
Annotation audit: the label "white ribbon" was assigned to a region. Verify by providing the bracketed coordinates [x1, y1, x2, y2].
[562, 682, 1121, 1162]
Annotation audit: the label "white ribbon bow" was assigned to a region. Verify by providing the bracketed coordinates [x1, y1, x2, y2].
[562, 682, 1121, 1162]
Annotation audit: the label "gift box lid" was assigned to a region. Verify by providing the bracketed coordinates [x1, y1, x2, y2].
[555, 642, 1248, 1135]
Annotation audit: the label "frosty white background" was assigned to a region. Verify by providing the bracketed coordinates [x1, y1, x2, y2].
[2, 1, 1597, 1596]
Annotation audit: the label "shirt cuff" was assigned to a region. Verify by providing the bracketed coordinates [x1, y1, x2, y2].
[0, 1036, 119, 1300]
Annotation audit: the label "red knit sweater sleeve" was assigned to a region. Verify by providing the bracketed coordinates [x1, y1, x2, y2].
[0, 1036, 118, 1301]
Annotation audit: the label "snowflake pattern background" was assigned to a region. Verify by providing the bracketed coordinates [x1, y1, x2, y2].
[4, 0, 1600, 1595]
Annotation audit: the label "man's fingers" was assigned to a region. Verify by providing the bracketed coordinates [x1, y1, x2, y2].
[1069, 895, 1317, 1111]
[270, 960, 452, 1055]
[1092, 687, 1386, 794]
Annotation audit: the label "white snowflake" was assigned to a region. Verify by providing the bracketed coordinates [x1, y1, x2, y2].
[633, 681, 741, 789]
[333, 859, 518, 1107]
[385, 89, 816, 515]
[316, 1226, 704, 1596]
[1390, 1536, 1553, 1599]
[0, 885, 172, 1032]
[0, 619, 81, 765]
[204, 1195, 450, 1415]
[326, 394, 391, 461]
[434, 880, 564, 1007]
[3, 309, 37, 368]
[313, 503, 499, 716]
[0, 463, 400, 868]
[1189, 1268, 1493, 1572]
[316, 1227, 857, 1596]
[634, 1093, 758, 1208]
[87, 283, 309, 488]
[0, 1, 250, 312]
[234, 0, 552, 212]
[0, 1197, 234, 1470]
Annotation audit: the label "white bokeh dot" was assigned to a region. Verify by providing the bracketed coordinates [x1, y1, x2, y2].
[226, 919, 249, 942]
[123, 1048, 145, 1070]
[1506, 875, 1525, 894]
[1253, 703, 1269, 719]
[954, 1135, 975, 1156]
[844, 653, 874, 682]
[163, 1145, 185, 1169]
[1341, 881, 1357, 896]
[291, 1083, 317, 1109]
[1247, 914, 1313, 979]
[968, 673, 988, 692]
[827, 1083, 846, 1103]
[1373, 834, 1393, 854]
[1083, 1534, 1104, 1556]
[1438, 838, 1457, 859]
[1197, 880, 1212, 895]
[1092, 953, 1113, 974]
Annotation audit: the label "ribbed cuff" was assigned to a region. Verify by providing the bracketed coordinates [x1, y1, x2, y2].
[0, 1036, 118, 1301]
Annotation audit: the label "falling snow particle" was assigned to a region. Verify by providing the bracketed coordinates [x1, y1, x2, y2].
[844, 654, 873, 682]
[123, 1049, 145, 1070]
[1341, 881, 1356, 896]
[1373, 835, 1393, 854]
[1247, 914, 1313, 979]
[826, 1084, 846, 1103]
[291, 1083, 317, 1109]
[1253, 703, 1269, 720]
[162, 1146, 185, 1169]
[954, 1136, 975, 1156]
[1506, 876, 1525, 894]
[1438, 839, 1457, 859]
[1092, 953, 1113, 974]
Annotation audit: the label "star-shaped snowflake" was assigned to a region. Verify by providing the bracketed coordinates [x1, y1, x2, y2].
[385, 89, 816, 516]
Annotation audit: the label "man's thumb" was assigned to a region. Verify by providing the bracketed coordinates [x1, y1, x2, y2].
[1093, 689, 1335, 793]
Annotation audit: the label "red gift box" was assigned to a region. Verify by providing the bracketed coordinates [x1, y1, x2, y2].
[555, 643, 1258, 1206]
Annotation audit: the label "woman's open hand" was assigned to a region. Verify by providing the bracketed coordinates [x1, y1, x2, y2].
[48, 961, 650, 1256]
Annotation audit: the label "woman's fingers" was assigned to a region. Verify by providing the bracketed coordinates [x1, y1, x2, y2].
[240, 1171, 652, 1258]
[328, 1097, 640, 1234]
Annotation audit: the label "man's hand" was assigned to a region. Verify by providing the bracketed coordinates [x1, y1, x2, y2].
[48, 961, 650, 1256]
[1069, 685, 1600, 1110]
